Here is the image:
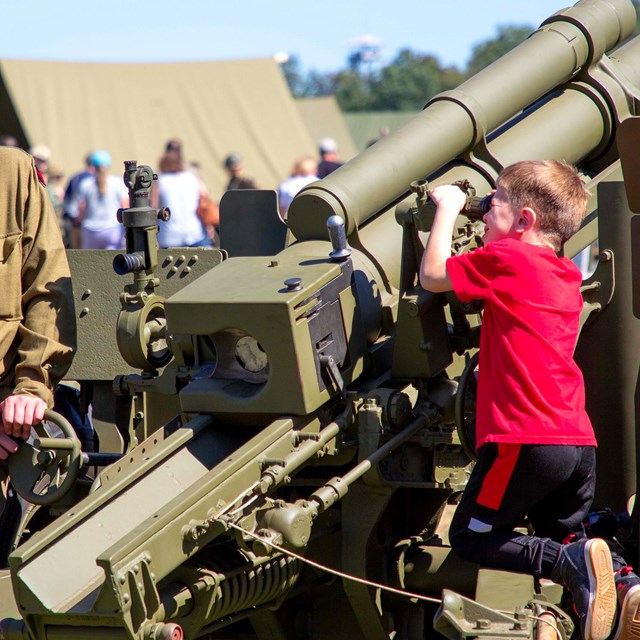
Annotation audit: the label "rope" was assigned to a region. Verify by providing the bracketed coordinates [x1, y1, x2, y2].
[226, 521, 567, 638]
[209, 481, 261, 520]
[533, 612, 564, 640]
[214, 479, 566, 633]
[226, 521, 442, 604]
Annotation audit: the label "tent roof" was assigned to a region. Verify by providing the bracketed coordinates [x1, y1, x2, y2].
[0, 57, 318, 198]
[295, 96, 357, 163]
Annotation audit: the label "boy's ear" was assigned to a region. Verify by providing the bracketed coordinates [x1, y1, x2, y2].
[518, 207, 536, 231]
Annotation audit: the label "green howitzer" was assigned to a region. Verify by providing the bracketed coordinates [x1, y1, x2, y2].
[2, 0, 640, 638]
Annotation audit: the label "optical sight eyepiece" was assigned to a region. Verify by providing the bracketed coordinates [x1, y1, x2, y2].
[464, 194, 493, 220]
[113, 251, 146, 275]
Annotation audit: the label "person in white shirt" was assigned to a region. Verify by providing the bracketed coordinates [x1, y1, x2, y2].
[75, 150, 128, 250]
[153, 150, 211, 248]
[277, 156, 318, 220]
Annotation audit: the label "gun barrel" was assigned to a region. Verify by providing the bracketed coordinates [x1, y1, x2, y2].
[287, 0, 637, 241]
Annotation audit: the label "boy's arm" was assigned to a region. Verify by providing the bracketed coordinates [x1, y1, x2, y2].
[419, 184, 467, 292]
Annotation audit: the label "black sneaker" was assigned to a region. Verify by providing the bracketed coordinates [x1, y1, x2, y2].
[614, 568, 640, 640]
[551, 538, 616, 640]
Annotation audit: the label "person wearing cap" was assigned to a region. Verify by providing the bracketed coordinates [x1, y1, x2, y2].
[29, 144, 65, 232]
[223, 153, 257, 191]
[29, 145, 52, 192]
[317, 137, 343, 179]
[74, 150, 129, 250]
[0, 146, 76, 467]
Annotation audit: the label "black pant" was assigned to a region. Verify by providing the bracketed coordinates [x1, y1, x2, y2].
[449, 443, 596, 579]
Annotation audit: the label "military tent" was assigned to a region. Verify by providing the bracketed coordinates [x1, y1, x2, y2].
[295, 96, 357, 165]
[0, 57, 319, 198]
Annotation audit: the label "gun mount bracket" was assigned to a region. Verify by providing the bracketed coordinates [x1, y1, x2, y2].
[434, 589, 532, 640]
[579, 248, 615, 332]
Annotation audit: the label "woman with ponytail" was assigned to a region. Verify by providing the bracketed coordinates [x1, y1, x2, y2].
[75, 150, 128, 250]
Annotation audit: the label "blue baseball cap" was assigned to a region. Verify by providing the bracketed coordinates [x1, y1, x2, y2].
[90, 149, 112, 168]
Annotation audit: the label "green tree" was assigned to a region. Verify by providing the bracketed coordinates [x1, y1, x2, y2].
[280, 55, 306, 98]
[333, 49, 465, 112]
[280, 24, 534, 111]
[303, 70, 336, 98]
[334, 71, 373, 111]
[370, 49, 464, 111]
[466, 25, 534, 76]
[279, 57, 339, 98]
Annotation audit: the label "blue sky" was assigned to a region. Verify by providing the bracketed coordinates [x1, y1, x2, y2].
[2, 1, 575, 72]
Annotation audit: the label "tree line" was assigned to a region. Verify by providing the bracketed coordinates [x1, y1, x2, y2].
[282, 4, 640, 113]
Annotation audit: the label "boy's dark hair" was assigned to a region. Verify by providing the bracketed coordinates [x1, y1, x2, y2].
[497, 160, 589, 251]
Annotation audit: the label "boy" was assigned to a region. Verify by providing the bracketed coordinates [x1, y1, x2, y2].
[419, 160, 639, 640]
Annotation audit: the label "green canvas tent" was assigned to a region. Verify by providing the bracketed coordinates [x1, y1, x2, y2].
[295, 96, 357, 164]
[0, 57, 319, 198]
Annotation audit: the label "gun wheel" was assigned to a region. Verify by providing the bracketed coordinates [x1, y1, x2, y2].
[454, 351, 479, 461]
[7, 410, 82, 506]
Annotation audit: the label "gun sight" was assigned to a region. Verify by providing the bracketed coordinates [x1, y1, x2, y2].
[464, 193, 493, 220]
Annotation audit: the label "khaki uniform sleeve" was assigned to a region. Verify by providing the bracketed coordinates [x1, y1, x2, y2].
[1, 149, 76, 406]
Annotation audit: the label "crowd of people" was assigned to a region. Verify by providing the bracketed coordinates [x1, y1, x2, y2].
[0, 134, 345, 251]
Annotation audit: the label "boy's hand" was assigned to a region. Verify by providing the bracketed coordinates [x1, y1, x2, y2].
[1, 395, 47, 442]
[428, 184, 468, 215]
[419, 184, 467, 293]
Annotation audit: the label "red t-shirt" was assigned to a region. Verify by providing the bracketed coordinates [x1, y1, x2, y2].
[446, 239, 596, 449]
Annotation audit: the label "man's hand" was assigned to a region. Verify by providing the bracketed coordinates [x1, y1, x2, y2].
[1, 395, 47, 443]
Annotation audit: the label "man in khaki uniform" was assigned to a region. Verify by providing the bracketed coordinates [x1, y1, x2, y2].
[0, 147, 76, 477]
